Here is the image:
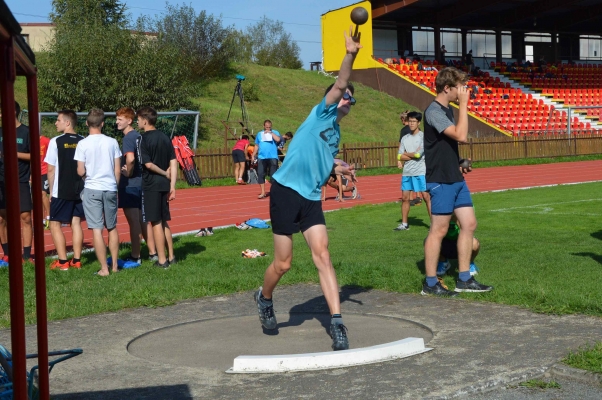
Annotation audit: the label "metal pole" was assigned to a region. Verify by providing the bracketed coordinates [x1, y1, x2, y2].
[0, 38, 28, 400]
[193, 112, 199, 150]
[27, 73, 50, 400]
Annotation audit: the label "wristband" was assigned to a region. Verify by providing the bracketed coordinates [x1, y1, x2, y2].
[397, 154, 402, 161]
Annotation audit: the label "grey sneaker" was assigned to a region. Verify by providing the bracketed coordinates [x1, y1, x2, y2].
[153, 260, 169, 269]
[149, 254, 158, 262]
[454, 277, 493, 293]
[393, 223, 409, 231]
[351, 186, 358, 199]
[421, 281, 459, 297]
[329, 323, 349, 351]
[253, 287, 277, 330]
[168, 257, 177, 265]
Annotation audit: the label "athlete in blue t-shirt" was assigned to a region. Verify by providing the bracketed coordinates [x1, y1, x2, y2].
[253, 27, 361, 352]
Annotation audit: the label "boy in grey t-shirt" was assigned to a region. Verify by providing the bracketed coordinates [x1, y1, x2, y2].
[394, 112, 431, 231]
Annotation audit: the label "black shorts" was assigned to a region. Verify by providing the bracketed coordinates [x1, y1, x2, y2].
[42, 174, 50, 194]
[49, 197, 85, 222]
[142, 190, 171, 223]
[0, 182, 33, 212]
[440, 238, 458, 260]
[232, 149, 246, 163]
[118, 186, 142, 209]
[257, 158, 279, 184]
[270, 180, 325, 235]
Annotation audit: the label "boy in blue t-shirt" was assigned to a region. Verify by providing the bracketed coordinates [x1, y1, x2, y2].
[253, 27, 361, 351]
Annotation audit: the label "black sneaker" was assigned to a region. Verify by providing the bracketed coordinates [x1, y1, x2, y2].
[454, 277, 493, 293]
[329, 323, 349, 351]
[168, 257, 177, 265]
[253, 287, 277, 330]
[153, 260, 170, 269]
[421, 281, 459, 297]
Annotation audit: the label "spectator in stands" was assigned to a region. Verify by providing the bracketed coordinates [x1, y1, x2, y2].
[253, 119, 281, 199]
[413, 53, 421, 62]
[116, 107, 156, 264]
[440, 45, 448, 65]
[422, 67, 493, 296]
[46, 110, 85, 271]
[75, 109, 122, 276]
[465, 50, 474, 73]
[232, 134, 250, 184]
[0, 101, 33, 264]
[394, 111, 430, 231]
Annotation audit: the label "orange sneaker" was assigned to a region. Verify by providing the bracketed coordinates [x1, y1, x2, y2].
[69, 259, 81, 269]
[50, 260, 69, 271]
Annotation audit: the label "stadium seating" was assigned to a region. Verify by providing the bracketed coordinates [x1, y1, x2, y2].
[375, 57, 601, 136]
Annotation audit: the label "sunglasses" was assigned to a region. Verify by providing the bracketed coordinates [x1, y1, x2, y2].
[343, 92, 356, 105]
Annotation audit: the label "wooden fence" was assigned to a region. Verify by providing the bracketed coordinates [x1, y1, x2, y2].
[180, 134, 602, 180]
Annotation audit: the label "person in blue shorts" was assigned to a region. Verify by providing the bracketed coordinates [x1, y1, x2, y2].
[253, 27, 361, 351]
[394, 111, 430, 231]
[422, 67, 493, 296]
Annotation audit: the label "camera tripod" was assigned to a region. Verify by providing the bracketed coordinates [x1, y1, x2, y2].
[225, 75, 250, 135]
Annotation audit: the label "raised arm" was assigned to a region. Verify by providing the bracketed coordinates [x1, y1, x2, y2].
[325, 27, 363, 106]
[443, 86, 469, 142]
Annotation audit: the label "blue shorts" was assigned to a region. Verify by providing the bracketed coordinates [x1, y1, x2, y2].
[401, 175, 426, 192]
[118, 186, 142, 209]
[49, 198, 85, 223]
[426, 181, 473, 215]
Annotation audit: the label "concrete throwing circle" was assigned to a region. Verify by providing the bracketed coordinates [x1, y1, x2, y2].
[127, 313, 432, 371]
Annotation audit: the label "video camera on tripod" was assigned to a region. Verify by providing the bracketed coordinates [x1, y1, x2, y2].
[222, 74, 252, 147]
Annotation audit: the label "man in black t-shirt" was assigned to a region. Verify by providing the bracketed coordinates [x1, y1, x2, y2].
[116, 107, 156, 265]
[45, 109, 86, 271]
[422, 67, 493, 296]
[399, 110, 411, 142]
[137, 106, 177, 269]
[0, 101, 33, 263]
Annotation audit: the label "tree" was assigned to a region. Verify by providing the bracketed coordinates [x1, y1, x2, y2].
[38, 1, 194, 111]
[151, 4, 236, 79]
[51, 0, 127, 28]
[246, 17, 303, 69]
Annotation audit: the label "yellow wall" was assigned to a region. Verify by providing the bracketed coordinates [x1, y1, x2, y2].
[321, 1, 378, 71]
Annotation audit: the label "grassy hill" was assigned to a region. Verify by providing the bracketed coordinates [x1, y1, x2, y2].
[13, 63, 417, 147]
[193, 63, 417, 147]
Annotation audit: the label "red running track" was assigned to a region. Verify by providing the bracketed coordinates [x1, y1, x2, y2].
[37, 160, 602, 254]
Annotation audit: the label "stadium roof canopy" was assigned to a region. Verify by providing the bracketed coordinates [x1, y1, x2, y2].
[371, 0, 602, 35]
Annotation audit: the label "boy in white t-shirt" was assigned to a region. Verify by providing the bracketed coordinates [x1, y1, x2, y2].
[74, 109, 122, 276]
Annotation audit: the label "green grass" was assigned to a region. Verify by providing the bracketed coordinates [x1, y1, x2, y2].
[5, 181, 602, 329]
[517, 379, 561, 389]
[563, 342, 602, 374]
[179, 63, 416, 147]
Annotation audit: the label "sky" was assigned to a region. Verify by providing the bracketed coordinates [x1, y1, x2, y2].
[6, 0, 357, 69]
